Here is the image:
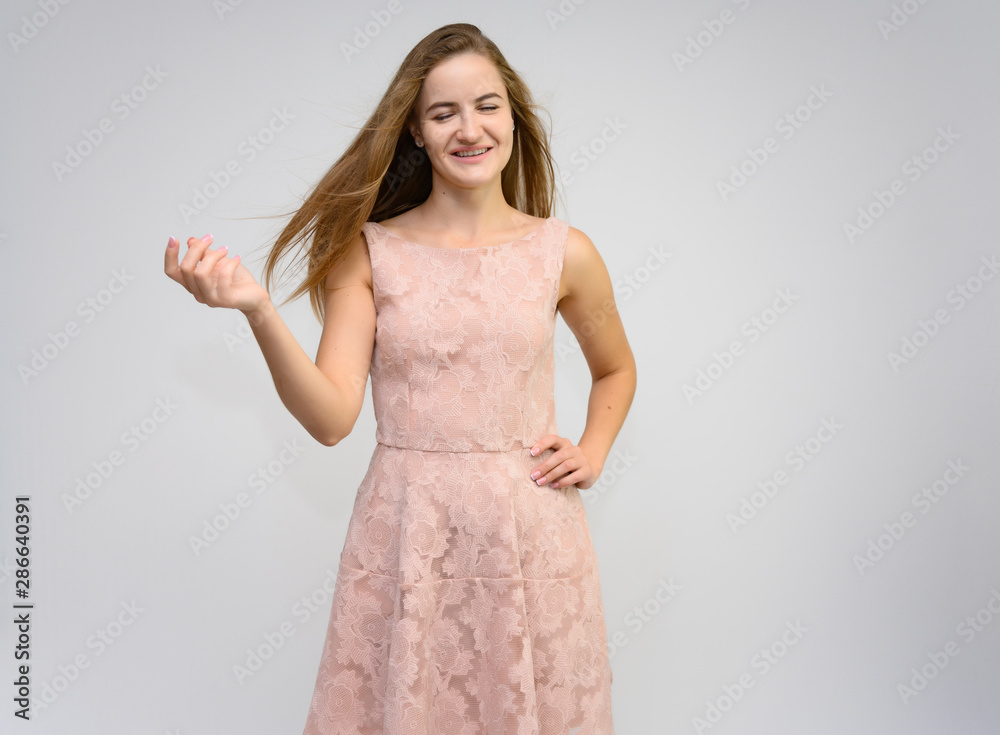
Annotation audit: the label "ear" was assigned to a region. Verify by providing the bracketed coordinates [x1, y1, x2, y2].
[407, 121, 421, 146]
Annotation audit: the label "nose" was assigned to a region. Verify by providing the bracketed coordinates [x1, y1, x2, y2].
[457, 111, 483, 143]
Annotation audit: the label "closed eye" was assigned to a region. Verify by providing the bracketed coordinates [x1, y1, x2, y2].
[433, 106, 500, 121]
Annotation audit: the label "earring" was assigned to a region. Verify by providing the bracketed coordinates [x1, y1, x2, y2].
[415, 140, 423, 147]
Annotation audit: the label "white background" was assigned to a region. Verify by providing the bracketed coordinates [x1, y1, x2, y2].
[2, 1, 999, 733]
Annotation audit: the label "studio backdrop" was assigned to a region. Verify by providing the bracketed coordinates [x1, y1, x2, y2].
[2, 1, 998, 733]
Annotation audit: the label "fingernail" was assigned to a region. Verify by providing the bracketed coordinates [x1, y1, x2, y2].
[531, 471, 540, 480]
[218, 244, 228, 253]
[530, 447, 538, 456]
[202, 233, 213, 244]
[167, 236, 177, 248]
[536, 477, 545, 485]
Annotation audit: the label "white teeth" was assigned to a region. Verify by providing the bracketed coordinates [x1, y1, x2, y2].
[454, 148, 488, 157]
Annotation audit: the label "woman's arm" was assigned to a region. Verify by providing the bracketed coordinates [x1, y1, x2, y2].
[165, 232, 375, 446]
[242, 231, 375, 446]
[556, 226, 637, 476]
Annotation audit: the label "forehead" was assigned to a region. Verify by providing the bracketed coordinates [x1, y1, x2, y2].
[419, 53, 507, 105]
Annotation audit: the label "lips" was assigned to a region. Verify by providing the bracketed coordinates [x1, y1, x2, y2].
[451, 147, 491, 158]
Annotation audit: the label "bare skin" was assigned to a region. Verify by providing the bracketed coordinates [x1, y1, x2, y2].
[163, 51, 636, 491]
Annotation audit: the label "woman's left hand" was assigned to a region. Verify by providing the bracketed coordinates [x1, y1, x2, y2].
[528, 434, 601, 490]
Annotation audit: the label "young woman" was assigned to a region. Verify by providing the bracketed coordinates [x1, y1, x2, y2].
[164, 22, 635, 735]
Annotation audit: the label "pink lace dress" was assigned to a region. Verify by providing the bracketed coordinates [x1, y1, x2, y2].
[302, 216, 615, 734]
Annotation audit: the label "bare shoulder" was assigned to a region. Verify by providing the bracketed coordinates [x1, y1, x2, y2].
[559, 225, 608, 303]
[324, 227, 373, 293]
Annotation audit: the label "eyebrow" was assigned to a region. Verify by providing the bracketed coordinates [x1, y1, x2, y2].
[426, 92, 502, 113]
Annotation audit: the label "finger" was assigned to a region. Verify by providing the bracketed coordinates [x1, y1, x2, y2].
[528, 438, 573, 479]
[164, 236, 185, 285]
[529, 434, 561, 456]
[177, 236, 211, 298]
[529, 453, 557, 480]
[547, 455, 588, 487]
[192, 244, 229, 284]
[191, 245, 231, 304]
[178, 234, 214, 270]
[532, 456, 572, 485]
[197, 248, 234, 305]
[177, 235, 217, 300]
[531, 442, 576, 472]
[539, 451, 589, 484]
[549, 470, 582, 489]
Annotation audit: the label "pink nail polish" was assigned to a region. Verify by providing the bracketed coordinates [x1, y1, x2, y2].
[167, 236, 177, 248]
[203, 233, 213, 244]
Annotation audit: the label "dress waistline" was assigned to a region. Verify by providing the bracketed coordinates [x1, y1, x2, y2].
[376, 440, 536, 454]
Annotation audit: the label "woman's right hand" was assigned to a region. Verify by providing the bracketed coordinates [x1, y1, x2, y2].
[164, 234, 271, 314]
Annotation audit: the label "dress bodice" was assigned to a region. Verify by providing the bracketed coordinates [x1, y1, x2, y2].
[361, 216, 569, 453]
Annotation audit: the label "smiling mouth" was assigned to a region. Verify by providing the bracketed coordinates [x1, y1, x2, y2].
[451, 147, 491, 158]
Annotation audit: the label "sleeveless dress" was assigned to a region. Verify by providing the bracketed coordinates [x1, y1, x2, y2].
[302, 216, 615, 735]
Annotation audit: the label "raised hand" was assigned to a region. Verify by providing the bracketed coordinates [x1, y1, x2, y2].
[164, 234, 270, 313]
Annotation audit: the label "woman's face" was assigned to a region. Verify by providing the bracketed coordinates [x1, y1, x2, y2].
[410, 52, 515, 192]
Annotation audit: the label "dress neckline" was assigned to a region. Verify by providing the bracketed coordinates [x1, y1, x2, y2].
[370, 217, 553, 252]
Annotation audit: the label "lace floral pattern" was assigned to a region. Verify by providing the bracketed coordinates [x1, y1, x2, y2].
[303, 217, 615, 734]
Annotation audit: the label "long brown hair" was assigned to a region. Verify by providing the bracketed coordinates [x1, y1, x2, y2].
[260, 22, 558, 322]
